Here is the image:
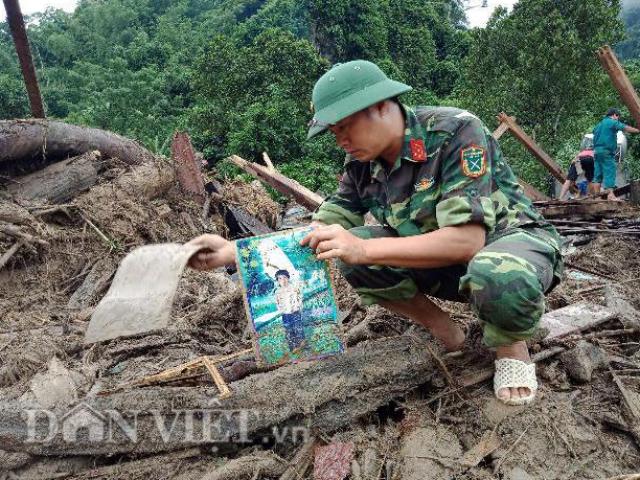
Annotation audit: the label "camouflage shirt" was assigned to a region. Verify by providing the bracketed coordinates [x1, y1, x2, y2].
[312, 105, 562, 250]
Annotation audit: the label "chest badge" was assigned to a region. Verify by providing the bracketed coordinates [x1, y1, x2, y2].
[415, 176, 435, 192]
[461, 145, 487, 178]
[409, 138, 428, 162]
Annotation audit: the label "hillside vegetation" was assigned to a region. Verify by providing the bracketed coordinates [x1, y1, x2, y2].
[0, 0, 638, 193]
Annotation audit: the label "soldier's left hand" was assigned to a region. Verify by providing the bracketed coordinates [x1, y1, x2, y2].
[300, 224, 367, 264]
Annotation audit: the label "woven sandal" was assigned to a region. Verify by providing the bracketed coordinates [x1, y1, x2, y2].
[493, 358, 538, 406]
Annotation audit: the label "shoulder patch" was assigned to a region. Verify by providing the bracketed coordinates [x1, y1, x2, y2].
[460, 145, 487, 178]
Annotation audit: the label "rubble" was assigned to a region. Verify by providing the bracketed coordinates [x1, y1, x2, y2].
[560, 341, 607, 382]
[1, 125, 640, 479]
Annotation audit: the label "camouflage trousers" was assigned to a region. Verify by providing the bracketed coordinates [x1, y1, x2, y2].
[338, 226, 563, 347]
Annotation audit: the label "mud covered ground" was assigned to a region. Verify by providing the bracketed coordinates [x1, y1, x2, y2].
[2, 155, 640, 479]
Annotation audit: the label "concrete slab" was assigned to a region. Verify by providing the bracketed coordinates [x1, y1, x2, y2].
[539, 302, 616, 340]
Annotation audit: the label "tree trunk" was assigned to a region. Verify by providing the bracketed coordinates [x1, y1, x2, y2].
[0, 119, 156, 176]
[7, 151, 102, 204]
[0, 336, 434, 456]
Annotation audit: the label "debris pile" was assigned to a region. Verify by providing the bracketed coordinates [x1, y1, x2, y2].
[1, 124, 640, 479]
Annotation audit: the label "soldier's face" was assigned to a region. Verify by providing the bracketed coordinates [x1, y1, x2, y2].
[329, 107, 389, 161]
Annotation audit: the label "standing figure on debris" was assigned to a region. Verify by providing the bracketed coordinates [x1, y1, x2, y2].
[273, 269, 305, 352]
[559, 148, 594, 200]
[591, 108, 639, 201]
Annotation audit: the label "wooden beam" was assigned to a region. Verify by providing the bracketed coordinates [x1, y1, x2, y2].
[492, 121, 509, 140]
[262, 152, 276, 172]
[497, 113, 567, 183]
[518, 179, 550, 201]
[597, 45, 640, 127]
[3, 0, 45, 118]
[228, 155, 323, 211]
[492, 119, 551, 201]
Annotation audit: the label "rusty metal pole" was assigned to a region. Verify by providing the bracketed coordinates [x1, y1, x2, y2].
[3, 0, 45, 118]
[597, 45, 640, 127]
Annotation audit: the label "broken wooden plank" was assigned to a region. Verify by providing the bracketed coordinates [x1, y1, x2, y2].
[202, 356, 232, 399]
[497, 113, 567, 183]
[0, 336, 434, 456]
[492, 122, 509, 140]
[534, 199, 627, 219]
[540, 302, 617, 340]
[597, 46, 640, 127]
[519, 179, 550, 202]
[262, 152, 276, 172]
[459, 430, 501, 468]
[172, 131, 207, 204]
[229, 155, 323, 211]
[492, 117, 551, 201]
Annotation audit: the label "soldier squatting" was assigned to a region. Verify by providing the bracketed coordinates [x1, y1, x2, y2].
[188, 60, 568, 406]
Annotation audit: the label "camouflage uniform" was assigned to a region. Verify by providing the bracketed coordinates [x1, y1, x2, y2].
[312, 106, 564, 347]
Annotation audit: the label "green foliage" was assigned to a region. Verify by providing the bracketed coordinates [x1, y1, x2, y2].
[2, 0, 638, 194]
[617, 2, 640, 60]
[457, 0, 626, 187]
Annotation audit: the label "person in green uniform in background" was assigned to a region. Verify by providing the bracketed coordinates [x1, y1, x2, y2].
[592, 108, 639, 201]
[186, 60, 564, 406]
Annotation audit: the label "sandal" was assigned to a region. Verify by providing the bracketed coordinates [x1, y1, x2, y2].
[493, 358, 538, 406]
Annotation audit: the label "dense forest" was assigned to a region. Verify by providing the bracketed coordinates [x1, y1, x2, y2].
[0, 0, 638, 194]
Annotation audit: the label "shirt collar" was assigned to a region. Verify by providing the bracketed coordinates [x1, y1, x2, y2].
[370, 104, 428, 181]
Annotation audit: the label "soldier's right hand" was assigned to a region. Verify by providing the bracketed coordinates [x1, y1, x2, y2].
[185, 234, 236, 271]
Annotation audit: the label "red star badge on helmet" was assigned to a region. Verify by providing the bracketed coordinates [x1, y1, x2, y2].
[409, 139, 427, 162]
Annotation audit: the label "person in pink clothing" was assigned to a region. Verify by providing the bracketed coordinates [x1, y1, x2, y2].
[559, 148, 595, 200]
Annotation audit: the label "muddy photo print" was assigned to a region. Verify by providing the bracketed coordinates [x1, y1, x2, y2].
[235, 227, 343, 365]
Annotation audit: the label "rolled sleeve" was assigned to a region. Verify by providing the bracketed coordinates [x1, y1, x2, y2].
[435, 118, 496, 233]
[615, 120, 628, 131]
[312, 170, 367, 229]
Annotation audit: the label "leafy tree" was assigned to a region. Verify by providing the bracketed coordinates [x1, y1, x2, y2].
[616, 2, 640, 60]
[457, 0, 624, 188]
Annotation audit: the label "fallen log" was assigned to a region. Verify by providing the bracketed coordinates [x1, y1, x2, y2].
[0, 119, 155, 175]
[0, 335, 434, 456]
[7, 151, 103, 204]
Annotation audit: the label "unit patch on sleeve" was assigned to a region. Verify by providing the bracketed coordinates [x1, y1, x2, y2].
[460, 145, 487, 178]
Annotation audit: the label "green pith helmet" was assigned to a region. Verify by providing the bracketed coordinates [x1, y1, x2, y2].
[307, 60, 412, 139]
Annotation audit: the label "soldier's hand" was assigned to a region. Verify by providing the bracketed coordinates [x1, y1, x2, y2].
[300, 224, 367, 264]
[185, 234, 236, 271]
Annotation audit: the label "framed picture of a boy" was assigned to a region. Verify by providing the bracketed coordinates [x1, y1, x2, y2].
[235, 227, 343, 366]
